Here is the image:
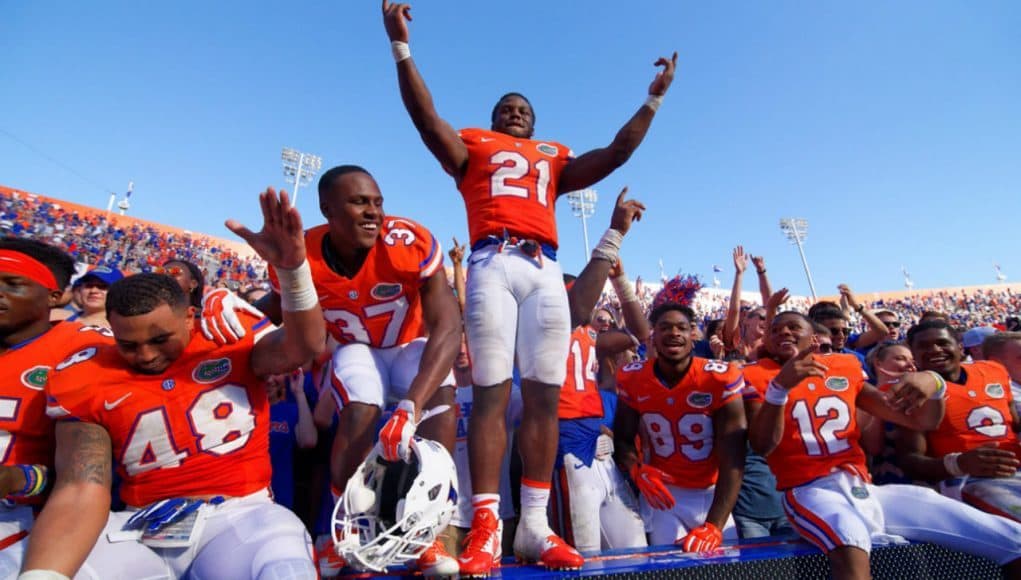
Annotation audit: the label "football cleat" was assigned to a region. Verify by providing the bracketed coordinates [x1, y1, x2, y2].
[416, 538, 460, 577]
[513, 523, 584, 571]
[458, 509, 503, 577]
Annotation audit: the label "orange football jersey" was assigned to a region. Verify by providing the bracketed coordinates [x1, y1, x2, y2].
[46, 313, 274, 507]
[743, 354, 869, 490]
[271, 218, 442, 349]
[0, 322, 112, 503]
[617, 357, 744, 488]
[926, 361, 1019, 458]
[558, 325, 603, 420]
[457, 128, 573, 248]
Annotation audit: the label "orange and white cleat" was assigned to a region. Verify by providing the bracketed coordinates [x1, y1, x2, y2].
[416, 538, 459, 577]
[314, 534, 347, 578]
[513, 524, 584, 571]
[457, 509, 503, 577]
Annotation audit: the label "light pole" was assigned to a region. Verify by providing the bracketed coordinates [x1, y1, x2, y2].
[779, 218, 818, 301]
[902, 266, 914, 289]
[281, 147, 323, 206]
[566, 189, 598, 261]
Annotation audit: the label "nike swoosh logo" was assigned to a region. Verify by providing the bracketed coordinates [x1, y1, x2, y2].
[636, 395, 651, 402]
[573, 462, 585, 470]
[480, 137, 494, 142]
[104, 393, 132, 411]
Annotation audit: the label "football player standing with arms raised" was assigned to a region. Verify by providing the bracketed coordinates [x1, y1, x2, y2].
[382, 2, 676, 574]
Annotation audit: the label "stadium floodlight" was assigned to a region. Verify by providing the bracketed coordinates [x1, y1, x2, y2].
[779, 218, 818, 301]
[281, 147, 323, 206]
[566, 189, 598, 261]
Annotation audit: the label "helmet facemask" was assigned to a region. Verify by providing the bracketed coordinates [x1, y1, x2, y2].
[333, 438, 458, 572]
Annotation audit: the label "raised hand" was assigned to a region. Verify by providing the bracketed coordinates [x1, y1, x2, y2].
[382, 0, 412, 43]
[732, 246, 748, 274]
[448, 236, 465, 265]
[751, 254, 766, 273]
[226, 188, 306, 270]
[648, 52, 679, 97]
[838, 283, 861, 311]
[774, 344, 828, 390]
[609, 187, 646, 235]
[767, 288, 791, 312]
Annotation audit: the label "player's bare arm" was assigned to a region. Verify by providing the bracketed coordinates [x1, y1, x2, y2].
[750, 254, 773, 306]
[856, 373, 945, 431]
[749, 347, 827, 456]
[228, 188, 327, 377]
[764, 288, 790, 328]
[896, 424, 1020, 481]
[402, 268, 462, 417]
[22, 421, 113, 577]
[557, 53, 678, 193]
[722, 246, 748, 351]
[705, 397, 747, 530]
[253, 290, 283, 326]
[611, 259, 651, 342]
[566, 187, 645, 327]
[839, 284, 890, 350]
[612, 403, 642, 471]
[383, 0, 468, 178]
[448, 237, 466, 314]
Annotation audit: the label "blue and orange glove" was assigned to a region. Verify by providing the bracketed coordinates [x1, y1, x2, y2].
[679, 522, 723, 553]
[629, 463, 677, 510]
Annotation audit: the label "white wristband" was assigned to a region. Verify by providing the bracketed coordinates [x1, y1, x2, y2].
[644, 94, 664, 112]
[275, 260, 317, 312]
[764, 380, 789, 406]
[19, 572, 71, 580]
[612, 275, 637, 304]
[591, 228, 624, 265]
[391, 41, 411, 63]
[943, 452, 965, 477]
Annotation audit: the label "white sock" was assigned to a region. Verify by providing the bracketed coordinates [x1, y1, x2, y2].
[472, 493, 500, 519]
[520, 479, 550, 528]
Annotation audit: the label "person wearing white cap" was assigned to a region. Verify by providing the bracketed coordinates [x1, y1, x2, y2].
[962, 326, 998, 362]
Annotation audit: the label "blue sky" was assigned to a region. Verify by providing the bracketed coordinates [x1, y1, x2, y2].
[3, 2, 1019, 297]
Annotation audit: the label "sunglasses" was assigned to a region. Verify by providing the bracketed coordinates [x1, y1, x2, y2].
[830, 327, 851, 336]
[818, 344, 834, 353]
[595, 316, 613, 325]
[884, 321, 901, 328]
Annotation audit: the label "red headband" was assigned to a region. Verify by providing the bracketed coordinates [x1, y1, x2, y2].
[0, 250, 59, 291]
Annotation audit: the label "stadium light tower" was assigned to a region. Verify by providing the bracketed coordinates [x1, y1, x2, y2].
[902, 266, 914, 290]
[566, 188, 598, 261]
[779, 218, 818, 301]
[281, 147, 323, 206]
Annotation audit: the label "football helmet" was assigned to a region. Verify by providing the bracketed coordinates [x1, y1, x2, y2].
[332, 437, 458, 572]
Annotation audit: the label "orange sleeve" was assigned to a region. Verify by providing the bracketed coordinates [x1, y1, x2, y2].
[719, 364, 746, 405]
[382, 217, 444, 282]
[45, 350, 103, 422]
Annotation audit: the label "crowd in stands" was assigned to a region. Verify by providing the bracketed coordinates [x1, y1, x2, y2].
[0, 187, 267, 290]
